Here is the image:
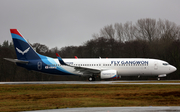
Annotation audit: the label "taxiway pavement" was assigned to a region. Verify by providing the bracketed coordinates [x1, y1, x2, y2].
[22, 106, 180, 112]
[0, 81, 180, 85]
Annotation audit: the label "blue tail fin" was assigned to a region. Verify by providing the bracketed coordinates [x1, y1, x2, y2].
[10, 29, 40, 60]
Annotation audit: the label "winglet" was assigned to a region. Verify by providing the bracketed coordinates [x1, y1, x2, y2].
[75, 56, 78, 59]
[56, 53, 68, 65]
[56, 53, 60, 57]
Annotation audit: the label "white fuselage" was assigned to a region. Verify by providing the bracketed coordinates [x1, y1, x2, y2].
[50, 58, 176, 76]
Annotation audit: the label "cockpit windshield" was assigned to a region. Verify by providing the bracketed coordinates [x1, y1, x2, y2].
[163, 63, 169, 66]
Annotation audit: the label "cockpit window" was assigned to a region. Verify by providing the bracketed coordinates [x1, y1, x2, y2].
[163, 63, 169, 66]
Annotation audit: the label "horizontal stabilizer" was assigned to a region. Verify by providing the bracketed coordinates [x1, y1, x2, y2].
[4, 58, 29, 64]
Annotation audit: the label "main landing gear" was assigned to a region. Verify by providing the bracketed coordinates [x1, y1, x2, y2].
[88, 76, 95, 81]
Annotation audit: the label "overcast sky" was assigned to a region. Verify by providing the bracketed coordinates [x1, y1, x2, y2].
[0, 0, 180, 49]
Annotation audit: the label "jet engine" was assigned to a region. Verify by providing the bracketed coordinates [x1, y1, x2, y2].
[100, 70, 118, 79]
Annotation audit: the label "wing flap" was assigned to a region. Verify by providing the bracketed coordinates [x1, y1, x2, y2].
[74, 66, 100, 73]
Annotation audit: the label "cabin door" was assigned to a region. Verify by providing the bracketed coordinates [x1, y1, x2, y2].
[154, 61, 158, 70]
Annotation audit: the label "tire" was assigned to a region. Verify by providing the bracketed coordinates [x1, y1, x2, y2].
[88, 76, 95, 81]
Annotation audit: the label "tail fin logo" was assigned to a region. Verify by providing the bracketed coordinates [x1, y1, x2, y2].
[16, 47, 30, 55]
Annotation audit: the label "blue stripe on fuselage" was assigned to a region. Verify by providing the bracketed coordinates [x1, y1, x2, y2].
[38, 55, 75, 75]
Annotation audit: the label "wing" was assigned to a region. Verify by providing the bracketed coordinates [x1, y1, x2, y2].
[56, 53, 101, 75]
[73, 66, 101, 74]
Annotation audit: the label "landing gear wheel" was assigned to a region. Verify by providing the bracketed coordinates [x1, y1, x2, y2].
[88, 76, 95, 81]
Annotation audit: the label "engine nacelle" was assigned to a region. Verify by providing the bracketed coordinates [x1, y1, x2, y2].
[100, 70, 118, 79]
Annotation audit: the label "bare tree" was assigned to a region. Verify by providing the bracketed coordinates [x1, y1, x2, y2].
[114, 23, 124, 42]
[134, 18, 157, 42]
[100, 24, 115, 39]
[157, 19, 180, 42]
[123, 22, 135, 41]
[32, 43, 49, 53]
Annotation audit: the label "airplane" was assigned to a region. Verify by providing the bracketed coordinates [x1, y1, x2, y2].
[4, 29, 177, 81]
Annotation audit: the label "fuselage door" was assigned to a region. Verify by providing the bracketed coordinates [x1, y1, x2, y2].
[154, 61, 158, 70]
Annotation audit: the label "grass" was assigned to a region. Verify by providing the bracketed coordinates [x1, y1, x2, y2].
[0, 84, 180, 111]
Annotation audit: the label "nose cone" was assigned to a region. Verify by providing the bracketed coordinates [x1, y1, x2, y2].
[169, 65, 177, 73]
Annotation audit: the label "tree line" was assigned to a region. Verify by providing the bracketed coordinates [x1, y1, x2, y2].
[0, 18, 180, 81]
